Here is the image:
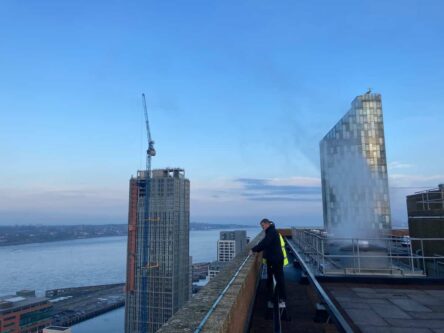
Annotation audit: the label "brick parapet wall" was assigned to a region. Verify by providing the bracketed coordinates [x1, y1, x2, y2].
[157, 231, 264, 333]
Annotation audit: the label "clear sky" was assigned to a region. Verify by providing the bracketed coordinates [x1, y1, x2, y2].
[1, 0, 443, 227]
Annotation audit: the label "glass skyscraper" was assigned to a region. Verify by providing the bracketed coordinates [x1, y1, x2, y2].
[320, 92, 391, 237]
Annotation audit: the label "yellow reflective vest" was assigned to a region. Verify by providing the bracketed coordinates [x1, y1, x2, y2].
[262, 234, 289, 266]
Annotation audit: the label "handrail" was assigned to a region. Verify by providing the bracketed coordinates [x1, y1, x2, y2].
[286, 238, 355, 333]
[194, 254, 252, 333]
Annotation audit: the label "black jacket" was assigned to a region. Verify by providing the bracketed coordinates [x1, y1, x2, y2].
[251, 224, 283, 264]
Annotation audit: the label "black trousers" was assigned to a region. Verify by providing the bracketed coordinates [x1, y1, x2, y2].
[266, 260, 287, 301]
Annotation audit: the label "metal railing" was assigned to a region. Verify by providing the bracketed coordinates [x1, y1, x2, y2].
[291, 228, 444, 277]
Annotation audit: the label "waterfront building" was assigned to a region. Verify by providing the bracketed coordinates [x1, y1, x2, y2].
[0, 290, 52, 333]
[208, 230, 247, 280]
[407, 184, 444, 258]
[320, 91, 391, 236]
[125, 168, 191, 333]
[217, 231, 247, 262]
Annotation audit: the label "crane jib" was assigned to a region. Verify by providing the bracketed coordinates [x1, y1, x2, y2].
[142, 93, 155, 171]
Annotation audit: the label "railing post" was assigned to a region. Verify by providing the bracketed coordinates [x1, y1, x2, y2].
[357, 239, 361, 273]
[352, 238, 356, 271]
[421, 239, 426, 275]
[388, 238, 393, 268]
[409, 240, 414, 273]
[321, 237, 325, 274]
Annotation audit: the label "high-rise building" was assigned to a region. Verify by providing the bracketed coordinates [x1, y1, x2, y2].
[209, 230, 247, 280]
[320, 91, 391, 237]
[217, 231, 247, 262]
[125, 168, 190, 333]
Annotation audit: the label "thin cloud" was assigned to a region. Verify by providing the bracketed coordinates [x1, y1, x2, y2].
[236, 177, 321, 202]
[389, 174, 444, 187]
[0, 187, 126, 213]
[388, 161, 414, 170]
[245, 196, 321, 202]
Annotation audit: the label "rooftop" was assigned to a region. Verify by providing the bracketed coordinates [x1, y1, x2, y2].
[0, 293, 49, 314]
[323, 281, 444, 332]
[157, 228, 444, 333]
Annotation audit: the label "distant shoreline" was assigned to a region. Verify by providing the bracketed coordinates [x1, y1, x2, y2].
[0, 223, 258, 247]
[0, 235, 128, 247]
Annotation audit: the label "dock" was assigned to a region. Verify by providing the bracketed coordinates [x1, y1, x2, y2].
[47, 283, 125, 326]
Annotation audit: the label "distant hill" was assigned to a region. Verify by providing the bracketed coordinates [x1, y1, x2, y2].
[0, 223, 258, 246]
[0, 224, 127, 246]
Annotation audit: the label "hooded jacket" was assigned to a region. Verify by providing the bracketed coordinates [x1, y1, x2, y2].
[251, 223, 284, 264]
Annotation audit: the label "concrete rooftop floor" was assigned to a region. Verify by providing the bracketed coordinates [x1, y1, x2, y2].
[323, 282, 444, 333]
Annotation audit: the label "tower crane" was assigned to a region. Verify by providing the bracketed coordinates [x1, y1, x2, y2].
[142, 93, 158, 272]
[142, 93, 156, 173]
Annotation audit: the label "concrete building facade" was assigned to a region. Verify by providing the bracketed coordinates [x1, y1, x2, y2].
[407, 184, 444, 258]
[320, 92, 391, 237]
[217, 231, 247, 262]
[125, 168, 191, 333]
[209, 230, 247, 280]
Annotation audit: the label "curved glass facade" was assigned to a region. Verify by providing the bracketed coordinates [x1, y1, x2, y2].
[320, 92, 391, 237]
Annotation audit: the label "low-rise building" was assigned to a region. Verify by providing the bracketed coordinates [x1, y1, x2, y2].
[0, 290, 52, 333]
[192, 262, 210, 282]
[208, 261, 228, 280]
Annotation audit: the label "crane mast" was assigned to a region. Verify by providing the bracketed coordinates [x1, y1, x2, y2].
[142, 93, 156, 174]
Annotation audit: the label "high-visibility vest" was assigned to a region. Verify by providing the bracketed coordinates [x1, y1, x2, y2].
[262, 234, 289, 266]
[280, 234, 289, 266]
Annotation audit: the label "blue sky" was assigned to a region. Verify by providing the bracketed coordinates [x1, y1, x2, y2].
[0, 0, 443, 227]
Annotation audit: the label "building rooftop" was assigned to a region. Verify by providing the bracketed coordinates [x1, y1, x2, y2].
[323, 281, 444, 332]
[156, 228, 444, 333]
[0, 293, 49, 314]
[411, 184, 444, 195]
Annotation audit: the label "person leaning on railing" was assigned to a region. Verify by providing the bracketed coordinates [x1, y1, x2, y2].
[251, 218, 288, 308]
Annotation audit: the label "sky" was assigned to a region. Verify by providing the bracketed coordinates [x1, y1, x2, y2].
[0, 0, 443, 227]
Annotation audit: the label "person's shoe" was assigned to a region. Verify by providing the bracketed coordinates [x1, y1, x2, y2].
[267, 301, 273, 308]
[279, 301, 286, 308]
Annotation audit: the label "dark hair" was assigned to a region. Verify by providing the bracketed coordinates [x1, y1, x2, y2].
[260, 218, 272, 225]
